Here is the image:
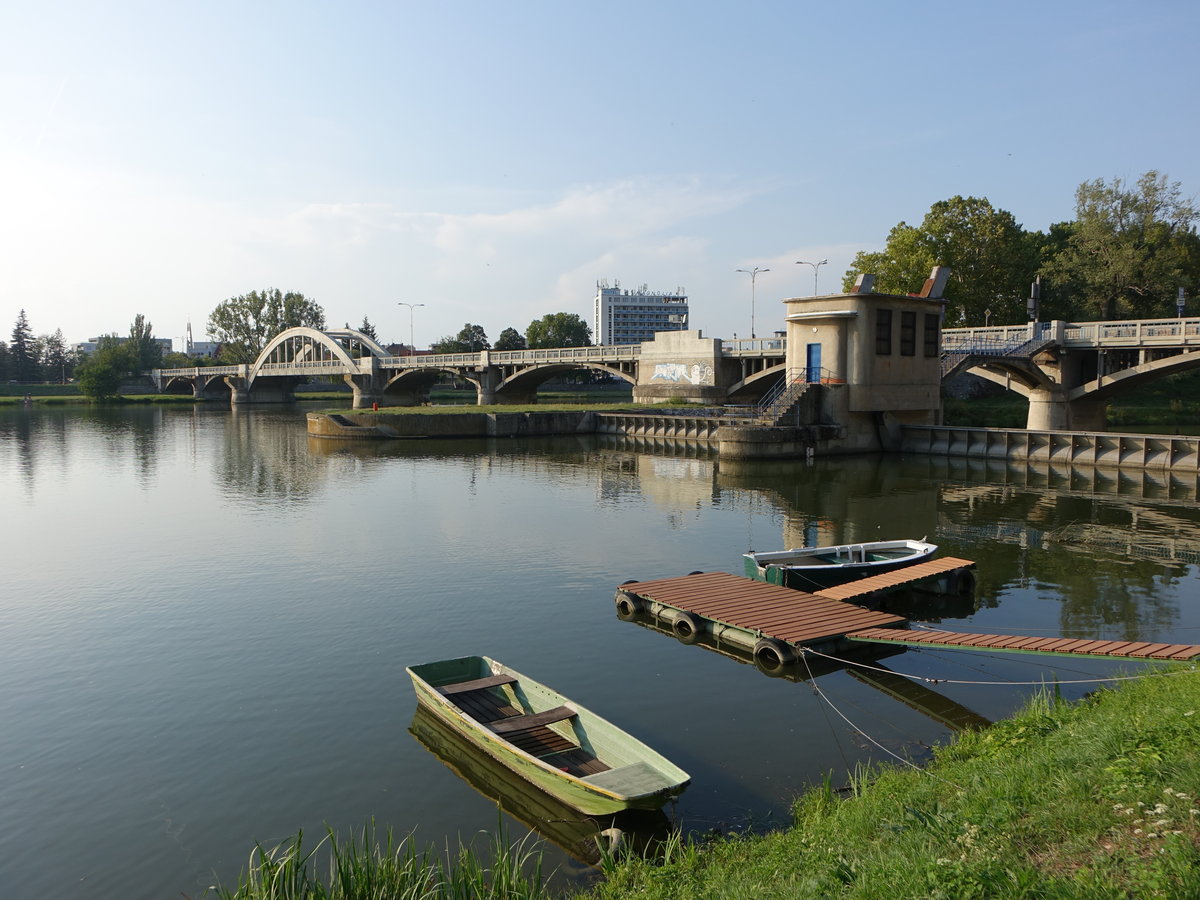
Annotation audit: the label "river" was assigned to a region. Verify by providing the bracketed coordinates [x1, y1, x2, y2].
[2, 404, 1199, 898]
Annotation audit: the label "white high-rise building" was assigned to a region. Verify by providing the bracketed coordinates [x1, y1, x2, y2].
[594, 280, 689, 345]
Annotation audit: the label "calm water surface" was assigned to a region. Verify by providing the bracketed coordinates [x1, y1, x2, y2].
[3, 404, 1199, 898]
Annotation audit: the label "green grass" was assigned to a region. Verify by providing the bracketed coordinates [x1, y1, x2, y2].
[330, 402, 704, 416]
[207, 820, 552, 900]
[582, 666, 1200, 900]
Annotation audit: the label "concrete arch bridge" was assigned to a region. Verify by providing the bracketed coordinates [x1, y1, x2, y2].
[942, 317, 1200, 430]
[151, 327, 787, 408]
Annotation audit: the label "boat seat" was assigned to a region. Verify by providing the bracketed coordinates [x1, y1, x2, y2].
[437, 673, 517, 696]
[581, 760, 674, 794]
[489, 705, 576, 734]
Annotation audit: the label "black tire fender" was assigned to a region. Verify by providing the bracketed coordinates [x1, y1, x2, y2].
[672, 611, 702, 644]
[753, 637, 796, 670]
[615, 590, 643, 620]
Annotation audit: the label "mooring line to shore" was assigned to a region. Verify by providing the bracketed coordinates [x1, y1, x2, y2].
[799, 646, 1196, 688]
[800, 651, 965, 789]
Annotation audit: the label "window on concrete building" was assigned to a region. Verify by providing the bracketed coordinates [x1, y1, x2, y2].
[924, 313, 940, 357]
[900, 311, 916, 356]
[875, 309, 892, 355]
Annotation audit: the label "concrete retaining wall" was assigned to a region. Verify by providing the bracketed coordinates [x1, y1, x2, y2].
[308, 411, 595, 439]
[902, 425, 1200, 473]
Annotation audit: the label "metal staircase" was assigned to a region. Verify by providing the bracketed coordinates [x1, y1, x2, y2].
[754, 368, 813, 424]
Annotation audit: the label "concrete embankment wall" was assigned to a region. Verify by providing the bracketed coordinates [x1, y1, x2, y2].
[308, 411, 597, 439]
[902, 425, 1200, 473]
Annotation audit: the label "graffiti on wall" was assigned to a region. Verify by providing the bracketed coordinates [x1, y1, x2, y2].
[650, 362, 715, 385]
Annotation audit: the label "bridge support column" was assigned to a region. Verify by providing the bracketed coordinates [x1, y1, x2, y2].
[344, 374, 383, 409]
[1026, 388, 1106, 431]
[225, 376, 249, 406]
[475, 368, 501, 405]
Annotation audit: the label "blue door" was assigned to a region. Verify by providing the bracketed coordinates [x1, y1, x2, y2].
[805, 343, 821, 383]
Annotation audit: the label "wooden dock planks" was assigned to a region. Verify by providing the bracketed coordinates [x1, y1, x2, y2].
[812, 557, 975, 602]
[619, 570, 1200, 662]
[848, 627, 1200, 660]
[620, 572, 907, 645]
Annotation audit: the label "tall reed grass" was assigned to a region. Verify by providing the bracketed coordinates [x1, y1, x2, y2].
[207, 820, 552, 900]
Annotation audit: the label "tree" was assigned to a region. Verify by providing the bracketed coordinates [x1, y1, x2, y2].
[128, 314, 163, 372]
[41, 329, 71, 383]
[76, 337, 134, 401]
[431, 323, 489, 353]
[1042, 171, 1200, 320]
[10, 309, 38, 382]
[358, 316, 378, 341]
[525, 313, 592, 348]
[207, 289, 326, 363]
[493, 327, 527, 351]
[843, 196, 1039, 326]
[0, 341, 9, 382]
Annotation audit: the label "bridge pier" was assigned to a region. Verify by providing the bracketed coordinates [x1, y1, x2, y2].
[1026, 389, 1107, 432]
[344, 374, 384, 409]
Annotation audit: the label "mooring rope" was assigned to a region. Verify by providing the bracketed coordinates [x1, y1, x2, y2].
[799, 645, 1197, 687]
[799, 650, 964, 789]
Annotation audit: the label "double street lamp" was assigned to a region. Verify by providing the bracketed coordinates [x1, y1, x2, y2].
[735, 266, 770, 339]
[397, 302, 425, 354]
[795, 258, 828, 296]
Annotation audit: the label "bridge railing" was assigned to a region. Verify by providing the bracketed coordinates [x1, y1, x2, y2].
[720, 337, 786, 355]
[1064, 317, 1200, 346]
[375, 345, 642, 369]
[151, 365, 241, 378]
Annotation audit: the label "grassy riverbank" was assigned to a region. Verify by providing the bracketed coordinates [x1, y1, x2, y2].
[212, 666, 1200, 899]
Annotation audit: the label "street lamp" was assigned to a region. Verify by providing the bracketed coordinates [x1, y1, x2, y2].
[397, 302, 425, 354]
[735, 266, 770, 338]
[795, 259, 828, 296]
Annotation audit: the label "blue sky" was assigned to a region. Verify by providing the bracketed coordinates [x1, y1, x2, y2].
[3, 0, 1197, 349]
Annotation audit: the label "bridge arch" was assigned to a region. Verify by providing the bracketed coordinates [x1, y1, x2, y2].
[724, 364, 787, 402]
[249, 326, 384, 383]
[1069, 348, 1200, 401]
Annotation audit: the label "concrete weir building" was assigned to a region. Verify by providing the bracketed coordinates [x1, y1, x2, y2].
[594, 281, 689, 345]
[714, 268, 951, 458]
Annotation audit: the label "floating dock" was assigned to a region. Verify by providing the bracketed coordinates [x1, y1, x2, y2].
[615, 569, 1200, 668]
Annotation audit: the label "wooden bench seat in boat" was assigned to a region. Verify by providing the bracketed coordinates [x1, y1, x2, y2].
[489, 705, 576, 734]
[440, 678, 609, 777]
[436, 673, 517, 696]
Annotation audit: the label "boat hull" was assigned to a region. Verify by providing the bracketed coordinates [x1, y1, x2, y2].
[744, 539, 938, 590]
[407, 656, 689, 816]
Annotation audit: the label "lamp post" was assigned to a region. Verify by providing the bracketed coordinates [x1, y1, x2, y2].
[397, 302, 425, 354]
[735, 266, 770, 338]
[795, 258, 828, 296]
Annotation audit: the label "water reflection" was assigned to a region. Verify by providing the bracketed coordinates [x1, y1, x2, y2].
[408, 705, 674, 878]
[616, 609, 990, 732]
[924, 456, 1198, 641]
[0, 404, 166, 497]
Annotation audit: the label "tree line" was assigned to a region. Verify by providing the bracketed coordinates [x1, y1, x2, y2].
[427, 313, 592, 353]
[844, 170, 1199, 326]
[0, 310, 76, 385]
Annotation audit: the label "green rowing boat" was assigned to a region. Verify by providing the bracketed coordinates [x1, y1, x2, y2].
[407, 655, 690, 815]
